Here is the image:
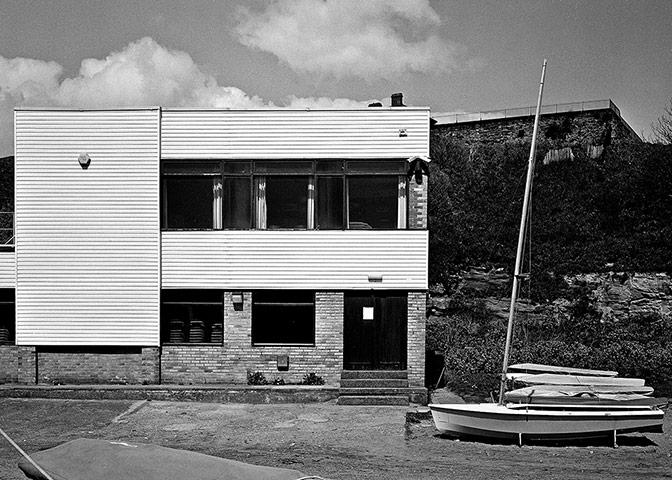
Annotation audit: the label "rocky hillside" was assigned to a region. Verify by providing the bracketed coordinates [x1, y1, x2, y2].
[429, 268, 671, 324]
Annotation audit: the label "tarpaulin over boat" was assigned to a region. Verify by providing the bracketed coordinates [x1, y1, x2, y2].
[19, 438, 307, 480]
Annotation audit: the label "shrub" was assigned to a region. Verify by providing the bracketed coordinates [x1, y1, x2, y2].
[246, 371, 268, 385]
[436, 296, 672, 399]
[300, 373, 325, 385]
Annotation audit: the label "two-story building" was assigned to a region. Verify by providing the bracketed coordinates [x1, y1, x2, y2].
[0, 100, 429, 399]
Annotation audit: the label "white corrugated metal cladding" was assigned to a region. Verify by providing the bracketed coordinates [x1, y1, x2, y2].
[161, 108, 429, 159]
[0, 252, 15, 287]
[14, 109, 160, 346]
[162, 230, 428, 290]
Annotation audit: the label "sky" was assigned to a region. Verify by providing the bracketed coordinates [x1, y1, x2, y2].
[0, 0, 670, 156]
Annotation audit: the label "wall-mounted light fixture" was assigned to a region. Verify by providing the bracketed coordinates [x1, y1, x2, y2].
[78, 152, 91, 170]
[406, 155, 431, 185]
[277, 355, 289, 371]
[368, 274, 383, 283]
[231, 292, 244, 305]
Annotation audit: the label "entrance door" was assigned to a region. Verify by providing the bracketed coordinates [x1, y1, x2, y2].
[343, 292, 407, 370]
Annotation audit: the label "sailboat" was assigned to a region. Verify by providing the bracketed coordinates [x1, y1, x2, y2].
[428, 60, 665, 446]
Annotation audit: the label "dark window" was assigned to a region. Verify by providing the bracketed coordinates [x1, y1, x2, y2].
[252, 291, 315, 345]
[161, 160, 408, 231]
[222, 177, 252, 229]
[348, 176, 399, 229]
[163, 177, 216, 229]
[161, 290, 223, 344]
[317, 177, 343, 229]
[0, 289, 15, 345]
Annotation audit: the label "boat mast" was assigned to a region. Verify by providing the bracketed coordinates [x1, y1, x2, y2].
[498, 60, 548, 405]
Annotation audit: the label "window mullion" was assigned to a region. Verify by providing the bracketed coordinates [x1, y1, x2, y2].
[307, 177, 315, 229]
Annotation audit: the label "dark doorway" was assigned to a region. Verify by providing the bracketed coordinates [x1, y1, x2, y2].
[343, 292, 407, 370]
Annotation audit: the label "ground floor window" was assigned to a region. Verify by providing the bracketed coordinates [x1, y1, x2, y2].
[252, 290, 315, 346]
[161, 290, 223, 344]
[0, 289, 14, 344]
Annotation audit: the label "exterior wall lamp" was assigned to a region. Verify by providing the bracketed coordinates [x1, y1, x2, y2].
[406, 155, 431, 185]
[231, 292, 244, 305]
[78, 152, 91, 170]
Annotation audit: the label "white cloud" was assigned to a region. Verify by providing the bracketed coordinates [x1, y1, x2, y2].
[0, 36, 391, 156]
[234, 0, 474, 80]
[284, 95, 377, 109]
[55, 37, 267, 109]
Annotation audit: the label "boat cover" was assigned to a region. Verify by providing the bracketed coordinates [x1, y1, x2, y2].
[504, 387, 667, 407]
[19, 438, 306, 480]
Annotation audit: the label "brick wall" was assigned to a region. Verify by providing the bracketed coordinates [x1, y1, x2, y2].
[408, 178, 428, 229]
[35, 347, 159, 385]
[0, 345, 19, 383]
[161, 292, 344, 385]
[407, 291, 426, 386]
[0, 346, 37, 384]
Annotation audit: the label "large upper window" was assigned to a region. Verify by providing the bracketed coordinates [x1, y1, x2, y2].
[252, 290, 315, 346]
[162, 161, 221, 229]
[161, 160, 407, 230]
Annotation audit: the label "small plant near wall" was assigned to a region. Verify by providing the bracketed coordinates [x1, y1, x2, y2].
[300, 372, 325, 385]
[271, 377, 286, 385]
[246, 371, 268, 385]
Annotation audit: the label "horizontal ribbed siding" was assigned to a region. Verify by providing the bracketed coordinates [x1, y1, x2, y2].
[161, 230, 427, 290]
[15, 109, 160, 346]
[161, 108, 429, 159]
[0, 252, 15, 287]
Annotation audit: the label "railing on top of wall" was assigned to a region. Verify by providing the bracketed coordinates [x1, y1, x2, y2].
[433, 99, 619, 125]
[0, 212, 14, 247]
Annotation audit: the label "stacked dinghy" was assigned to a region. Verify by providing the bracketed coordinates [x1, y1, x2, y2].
[504, 363, 667, 408]
[429, 363, 666, 446]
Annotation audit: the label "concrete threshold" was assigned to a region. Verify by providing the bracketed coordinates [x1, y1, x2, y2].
[0, 384, 340, 404]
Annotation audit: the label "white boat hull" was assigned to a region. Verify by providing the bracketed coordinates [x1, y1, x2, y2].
[429, 403, 664, 442]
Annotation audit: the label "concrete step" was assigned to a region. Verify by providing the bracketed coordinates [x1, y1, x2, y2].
[339, 387, 413, 396]
[337, 395, 409, 406]
[339, 378, 409, 388]
[340, 370, 408, 380]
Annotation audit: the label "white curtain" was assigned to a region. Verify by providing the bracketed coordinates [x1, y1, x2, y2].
[397, 176, 407, 229]
[212, 178, 222, 229]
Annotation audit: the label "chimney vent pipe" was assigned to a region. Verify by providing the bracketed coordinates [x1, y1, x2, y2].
[391, 93, 405, 107]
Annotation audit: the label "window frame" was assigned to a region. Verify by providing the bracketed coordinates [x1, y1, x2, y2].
[160, 290, 224, 345]
[161, 160, 408, 231]
[251, 290, 316, 346]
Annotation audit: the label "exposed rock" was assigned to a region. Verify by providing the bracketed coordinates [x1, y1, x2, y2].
[569, 272, 672, 319]
[429, 388, 466, 404]
[429, 269, 672, 322]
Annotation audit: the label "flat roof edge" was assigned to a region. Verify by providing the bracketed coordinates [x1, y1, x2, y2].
[15, 106, 430, 112]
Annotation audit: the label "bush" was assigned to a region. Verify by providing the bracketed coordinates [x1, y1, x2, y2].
[300, 373, 325, 385]
[246, 371, 268, 385]
[436, 297, 672, 399]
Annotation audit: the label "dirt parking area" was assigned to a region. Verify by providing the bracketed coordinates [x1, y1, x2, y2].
[1, 398, 670, 480]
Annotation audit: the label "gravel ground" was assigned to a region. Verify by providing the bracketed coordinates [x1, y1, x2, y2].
[1, 398, 670, 480]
